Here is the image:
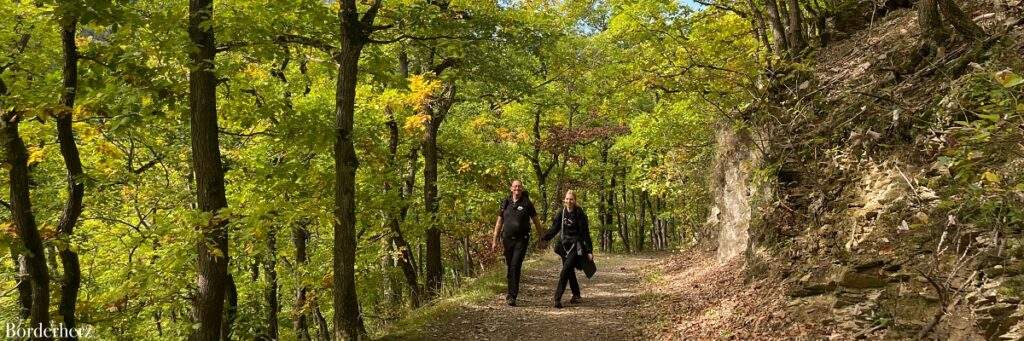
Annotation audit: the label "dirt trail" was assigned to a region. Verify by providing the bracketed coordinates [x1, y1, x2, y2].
[383, 252, 661, 340]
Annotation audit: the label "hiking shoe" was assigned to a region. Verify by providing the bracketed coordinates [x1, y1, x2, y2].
[569, 296, 581, 304]
[507, 298, 517, 307]
[553, 300, 563, 309]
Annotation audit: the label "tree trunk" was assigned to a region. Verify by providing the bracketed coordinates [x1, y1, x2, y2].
[221, 273, 238, 341]
[937, 0, 984, 39]
[763, 0, 790, 56]
[918, 0, 947, 50]
[530, 110, 557, 225]
[637, 191, 646, 252]
[746, 0, 773, 54]
[3, 112, 52, 335]
[331, 1, 373, 337]
[803, 0, 829, 47]
[606, 169, 618, 251]
[264, 228, 279, 340]
[56, 15, 84, 338]
[292, 222, 312, 341]
[461, 236, 474, 277]
[383, 240, 404, 306]
[384, 50, 422, 307]
[187, 0, 231, 339]
[9, 247, 32, 319]
[616, 171, 630, 253]
[647, 195, 659, 250]
[423, 86, 451, 299]
[314, 304, 330, 341]
[785, 0, 806, 52]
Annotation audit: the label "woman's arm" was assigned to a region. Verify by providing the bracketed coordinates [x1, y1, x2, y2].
[541, 209, 561, 242]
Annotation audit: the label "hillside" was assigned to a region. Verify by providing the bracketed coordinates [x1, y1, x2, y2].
[694, 1, 1024, 339]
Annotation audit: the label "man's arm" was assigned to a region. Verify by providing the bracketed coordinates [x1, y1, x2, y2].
[532, 215, 544, 238]
[492, 216, 502, 250]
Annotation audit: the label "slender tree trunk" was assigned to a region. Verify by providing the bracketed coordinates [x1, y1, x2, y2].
[154, 310, 163, 337]
[397, 145, 422, 306]
[292, 222, 312, 341]
[383, 240, 404, 306]
[763, 0, 790, 56]
[647, 195, 658, 250]
[264, 228, 279, 340]
[616, 171, 630, 253]
[187, 0, 230, 339]
[746, 0, 773, 54]
[803, 1, 829, 47]
[606, 170, 618, 251]
[785, 0, 806, 52]
[384, 50, 422, 307]
[56, 15, 84, 338]
[314, 304, 330, 341]
[3, 113, 52, 336]
[530, 110, 557, 225]
[423, 83, 454, 299]
[637, 192, 646, 252]
[461, 237, 474, 277]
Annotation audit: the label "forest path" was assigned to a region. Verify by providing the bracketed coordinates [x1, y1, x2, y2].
[381, 252, 663, 340]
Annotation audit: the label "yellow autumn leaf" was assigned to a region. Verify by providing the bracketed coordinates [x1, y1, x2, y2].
[244, 64, 267, 81]
[27, 148, 45, 166]
[403, 113, 429, 133]
[407, 74, 441, 110]
[983, 171, 1001, 184]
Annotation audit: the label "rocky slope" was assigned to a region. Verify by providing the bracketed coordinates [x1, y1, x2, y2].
[694, 1, 1024, 339]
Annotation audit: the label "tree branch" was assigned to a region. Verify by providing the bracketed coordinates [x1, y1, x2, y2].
[367, 33, 483, 45]
[276, 34, 339, 58]
[361, 0, 384, 27]
[692, 0, 749, 17]
[431, 58, 460, 75]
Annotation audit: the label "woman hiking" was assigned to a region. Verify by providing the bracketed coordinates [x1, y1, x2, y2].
[541, 190, 594, 308]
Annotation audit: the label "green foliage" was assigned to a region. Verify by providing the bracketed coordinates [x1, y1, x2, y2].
[0, 0, 758, 337]
[931, 67, 1024, 231]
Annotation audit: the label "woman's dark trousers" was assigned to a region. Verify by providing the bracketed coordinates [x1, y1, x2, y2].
[503, 236, 529, 299]
[555, 250, 581, 301]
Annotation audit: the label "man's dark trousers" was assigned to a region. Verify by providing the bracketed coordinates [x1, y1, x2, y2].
[503, 236, 529, 299]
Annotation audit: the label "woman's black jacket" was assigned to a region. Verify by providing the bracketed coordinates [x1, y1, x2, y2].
[541, 206, 593, 255]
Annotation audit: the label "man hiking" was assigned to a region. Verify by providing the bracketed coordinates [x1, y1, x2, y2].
[491, 180, 544, 306]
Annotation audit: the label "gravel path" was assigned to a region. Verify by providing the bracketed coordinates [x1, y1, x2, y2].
[382, 252, 660, 340]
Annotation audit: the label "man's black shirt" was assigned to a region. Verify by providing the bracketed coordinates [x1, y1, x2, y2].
[499, 195, 537, 239]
